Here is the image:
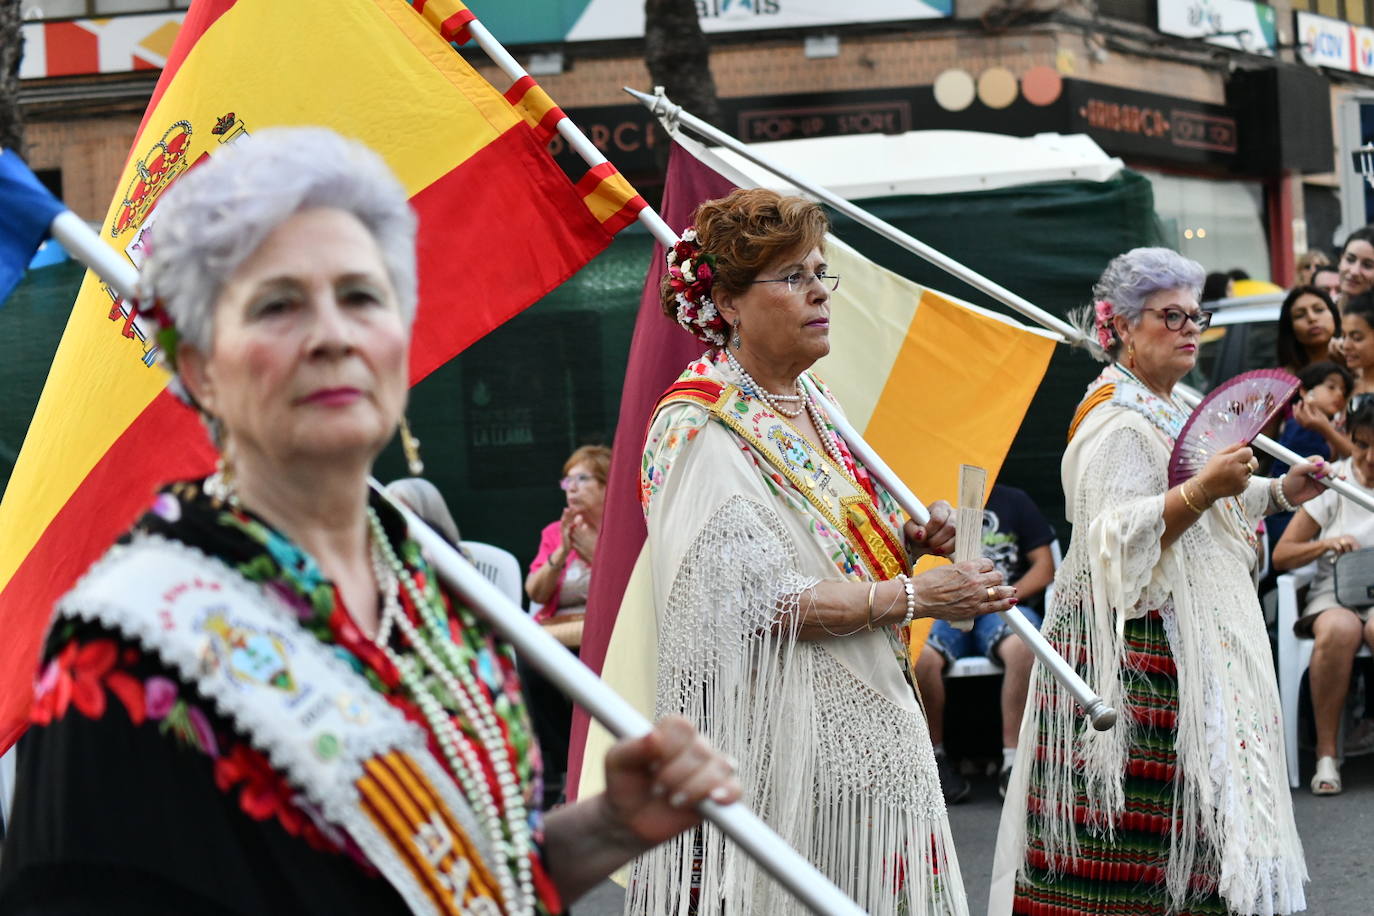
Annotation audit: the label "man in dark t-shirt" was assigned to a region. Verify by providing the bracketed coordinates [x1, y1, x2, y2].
[913, 484, 1056, 802]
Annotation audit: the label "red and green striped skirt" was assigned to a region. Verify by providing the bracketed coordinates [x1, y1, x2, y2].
[1012, 611, 1230, 916]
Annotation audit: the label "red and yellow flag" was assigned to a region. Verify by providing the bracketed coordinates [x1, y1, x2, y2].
[0, 0, 645, 750]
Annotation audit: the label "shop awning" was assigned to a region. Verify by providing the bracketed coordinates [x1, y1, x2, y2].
[705, 130, 1125, 198]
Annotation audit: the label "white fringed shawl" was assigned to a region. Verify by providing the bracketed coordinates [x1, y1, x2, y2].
[990, 368, 1307, 916]
[628, 357, 966, 916]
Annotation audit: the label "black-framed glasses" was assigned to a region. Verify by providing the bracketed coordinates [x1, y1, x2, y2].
[1144, 306, 1213, 332]
[752, 271, 841, 294]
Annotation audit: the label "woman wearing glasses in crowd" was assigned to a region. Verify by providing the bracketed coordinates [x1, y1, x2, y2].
[523, 444, 610, 808]
[992, 247, 1321, 916]
[633, 188, 1012, 914]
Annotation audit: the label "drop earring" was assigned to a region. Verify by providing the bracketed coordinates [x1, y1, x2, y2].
[205, 428, 239, 506]
[399, 416, 425, 476]
[732, 319, 741, 350]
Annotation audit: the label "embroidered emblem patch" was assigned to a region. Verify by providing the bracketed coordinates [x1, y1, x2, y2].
[769, 426, 828, 490]
[200, 611, 299, 694]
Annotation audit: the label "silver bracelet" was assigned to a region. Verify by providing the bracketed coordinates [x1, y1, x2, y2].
[1270, 476, 1296, 512]
[899, 574, 917, 626]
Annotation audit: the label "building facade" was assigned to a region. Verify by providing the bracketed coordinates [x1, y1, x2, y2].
[15, 0, 1374, 282]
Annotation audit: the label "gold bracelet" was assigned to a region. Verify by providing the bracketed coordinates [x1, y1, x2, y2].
[866, 582, 878, 630]
[1179, 482, 1205, 514]
[1194, 478, 1214, 504]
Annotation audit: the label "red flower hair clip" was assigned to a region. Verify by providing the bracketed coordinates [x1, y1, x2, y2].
[665, 228, 726, 347]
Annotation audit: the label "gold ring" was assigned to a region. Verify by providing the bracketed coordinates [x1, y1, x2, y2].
[1248, 458, 1259, 473]
[986, 587, 998, 601]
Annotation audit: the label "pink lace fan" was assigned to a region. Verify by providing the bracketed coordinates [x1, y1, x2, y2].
[1167, 369, 1299, 488]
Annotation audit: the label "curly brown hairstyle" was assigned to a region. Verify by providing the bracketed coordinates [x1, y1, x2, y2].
[659, 189, 829, 328]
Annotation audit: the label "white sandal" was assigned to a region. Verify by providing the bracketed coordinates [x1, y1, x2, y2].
[1311, 756, 1342, 795]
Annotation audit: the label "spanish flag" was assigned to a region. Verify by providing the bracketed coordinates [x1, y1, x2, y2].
[569, 141, 1058, 804]
[0, 0, 645, 750]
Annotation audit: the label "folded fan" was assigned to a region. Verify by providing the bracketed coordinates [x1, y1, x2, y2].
[951, 464, 987, 632]
[1167, 368, 1299, 488]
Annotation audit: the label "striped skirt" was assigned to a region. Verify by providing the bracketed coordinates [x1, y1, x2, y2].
[1012, 611, 1230, 916]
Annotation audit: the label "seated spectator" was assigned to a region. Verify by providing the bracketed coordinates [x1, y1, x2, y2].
[522, 444, 610, 808]
[913, 483, 1055, 802]
[1313, 265, 1342, 304]
[1297, 249, 1332, 287]
[1273, 399, 1374, 795]
[1277, 285, 1341, 376]
[1202, 270, 1233, 302]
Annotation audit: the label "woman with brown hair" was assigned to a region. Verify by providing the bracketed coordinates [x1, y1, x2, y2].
[631, 189, 1015, 914]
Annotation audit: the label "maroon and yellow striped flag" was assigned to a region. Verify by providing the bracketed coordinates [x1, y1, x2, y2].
[568, 142, 1058, 803]
[0, 0, 645, 750]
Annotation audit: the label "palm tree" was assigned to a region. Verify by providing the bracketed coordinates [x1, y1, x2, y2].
[0, 0, 23, 152]
[644, 0, 721, 129]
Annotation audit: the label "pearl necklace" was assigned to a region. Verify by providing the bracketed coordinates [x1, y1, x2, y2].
[725, 349, 805, 417]
[366, 509, 534, 915]
[724, 350, 847, 468]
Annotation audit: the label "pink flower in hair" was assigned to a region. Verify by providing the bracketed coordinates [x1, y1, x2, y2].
[1093, 299, 1115, 351]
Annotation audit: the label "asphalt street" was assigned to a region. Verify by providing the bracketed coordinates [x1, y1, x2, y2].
[571, 752, 1374, 915]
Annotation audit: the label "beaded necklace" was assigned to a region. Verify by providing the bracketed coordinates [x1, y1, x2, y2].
[366, 508, 534, 915]
[724, 350, 847, 467]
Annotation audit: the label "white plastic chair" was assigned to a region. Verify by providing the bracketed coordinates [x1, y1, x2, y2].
[462, 541, 523, 607]
[947, 539, 1061, 680]
[1277, 563, 1373, 787]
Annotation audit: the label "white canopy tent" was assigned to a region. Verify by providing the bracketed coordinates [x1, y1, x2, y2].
[701, 129, 1125, 198]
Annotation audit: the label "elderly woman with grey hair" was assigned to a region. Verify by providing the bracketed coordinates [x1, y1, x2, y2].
[989, 248, 1320, 916]
[0, 128, 739, 916]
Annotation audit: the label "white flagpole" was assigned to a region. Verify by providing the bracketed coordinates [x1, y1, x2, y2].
[801, 379, 1116, 731]
[459, 20, 676, 246]
[371, 483, 867, 916]
[625, 86, 1374, 516]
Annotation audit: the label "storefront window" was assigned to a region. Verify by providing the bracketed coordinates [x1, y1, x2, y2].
[1140, 169, 1272, 283]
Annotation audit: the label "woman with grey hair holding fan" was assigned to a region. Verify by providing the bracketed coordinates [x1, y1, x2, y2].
[0, 128, 740, 916]
[990, 248, 1321, 916]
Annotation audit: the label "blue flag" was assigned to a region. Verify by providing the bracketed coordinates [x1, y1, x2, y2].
[0, 149, 66, 305]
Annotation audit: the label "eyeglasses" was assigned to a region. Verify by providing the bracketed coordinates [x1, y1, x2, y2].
[1144, 306, 1213, 332]
[752, 270, 841, 294]
[560, 473, 597, 491]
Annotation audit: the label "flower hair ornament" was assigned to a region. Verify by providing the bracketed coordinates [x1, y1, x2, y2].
[134, 295, 181, 369]
[1093, 299, 1116, 352]
[665, 228, 727, 347]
